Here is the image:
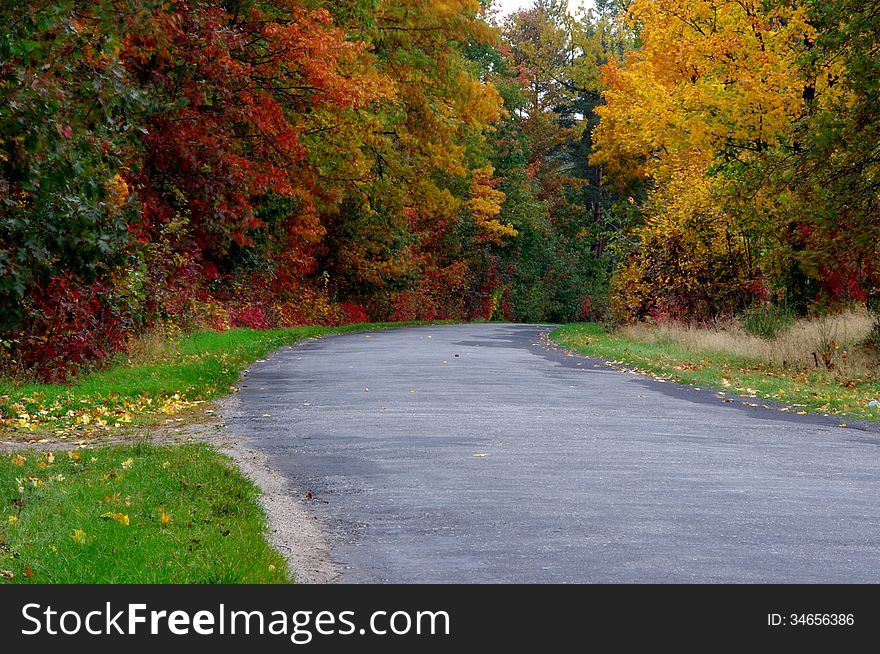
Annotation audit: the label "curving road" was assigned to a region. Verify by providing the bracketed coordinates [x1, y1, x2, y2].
[222, 323, 880, 583]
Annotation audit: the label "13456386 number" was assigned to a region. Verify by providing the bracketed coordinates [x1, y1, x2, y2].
[768, 613, 854, 627]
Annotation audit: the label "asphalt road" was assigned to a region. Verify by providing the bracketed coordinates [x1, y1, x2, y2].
[222, 323, 880, 583]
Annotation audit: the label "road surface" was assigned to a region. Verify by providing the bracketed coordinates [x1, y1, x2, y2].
[221, 323, 880, 582]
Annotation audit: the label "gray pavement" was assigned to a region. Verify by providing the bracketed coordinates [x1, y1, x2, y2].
[221, 323, 880, 583]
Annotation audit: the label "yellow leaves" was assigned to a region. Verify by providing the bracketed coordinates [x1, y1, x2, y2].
[467, 166, 516, 243]
[100, 512, 130, 526]
[11, 454, 25, 466]
[104, 173, 129, 214]
[455, 73, 505, 128]
[595, 0, 812, 179]
[160, 508, 171, 527]
[71, 529, 87, 545]
[7, 515, 17, 524]
[1, 390, 206, 438]
[121, 458, 133, 471]
[68, 451, 81, 461]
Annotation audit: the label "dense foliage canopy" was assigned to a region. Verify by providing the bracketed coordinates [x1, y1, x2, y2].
[1, 0, 621, 379]
[6, 0, 876, 380]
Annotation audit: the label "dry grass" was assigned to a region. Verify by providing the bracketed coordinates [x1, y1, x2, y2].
[619, 309, 880, 380]
[123, 328, 180, 364]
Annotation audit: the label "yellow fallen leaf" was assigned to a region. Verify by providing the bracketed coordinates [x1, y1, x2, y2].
[101, 512, 130, 526]
[11, 455, 25, 466]
[160, 508, 171, 527]
[472, 453, 488, 457]
[8, 515, 17, 524]
[71, 529, 87, 544]
[121, 458, 133, 470]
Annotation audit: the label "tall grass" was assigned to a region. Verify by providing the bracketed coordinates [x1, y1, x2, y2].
[553, 310, 880, 421]
[739, 302, 795, 338]
[619, 308, 879, 379]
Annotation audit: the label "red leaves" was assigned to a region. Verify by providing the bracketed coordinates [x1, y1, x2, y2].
[18, 278, 128, 382]
[125, 0, 387, 273]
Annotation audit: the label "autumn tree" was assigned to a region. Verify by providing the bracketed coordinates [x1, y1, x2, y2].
[489, 0, 630, 321]
[592, 0, 855, 320]
[0, 2, 147, 377]
[320, 0, 508, 320]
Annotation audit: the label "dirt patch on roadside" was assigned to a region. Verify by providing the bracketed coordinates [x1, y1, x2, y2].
[210, 417, 341, 583]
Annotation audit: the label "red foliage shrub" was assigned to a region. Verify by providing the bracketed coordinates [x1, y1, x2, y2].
[16, 278, 129, 382]
[335, 303, 369, 325]
[227, 303, 273, 330]
[578, 296, 593, 320]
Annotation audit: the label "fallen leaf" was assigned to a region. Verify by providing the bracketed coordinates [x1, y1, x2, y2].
[100, 512, 130, 526]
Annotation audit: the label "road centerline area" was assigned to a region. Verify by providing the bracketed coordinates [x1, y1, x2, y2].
[222, 324, 880, 583]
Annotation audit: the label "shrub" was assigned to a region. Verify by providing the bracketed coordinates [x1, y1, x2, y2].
[739, 302, 795, 339]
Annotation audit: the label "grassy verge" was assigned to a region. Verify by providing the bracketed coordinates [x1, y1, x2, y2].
[1, 321, 438, 439]
[0, 443, 288, 583]
[552, 322, 880, 422]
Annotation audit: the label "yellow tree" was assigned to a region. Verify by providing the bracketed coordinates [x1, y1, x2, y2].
[591, 0, 840, 320]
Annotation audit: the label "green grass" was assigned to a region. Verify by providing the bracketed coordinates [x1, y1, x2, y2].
[552, 323, 880, 423]
[0, 443, 289, 583]
[1, 322, 439, 437]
